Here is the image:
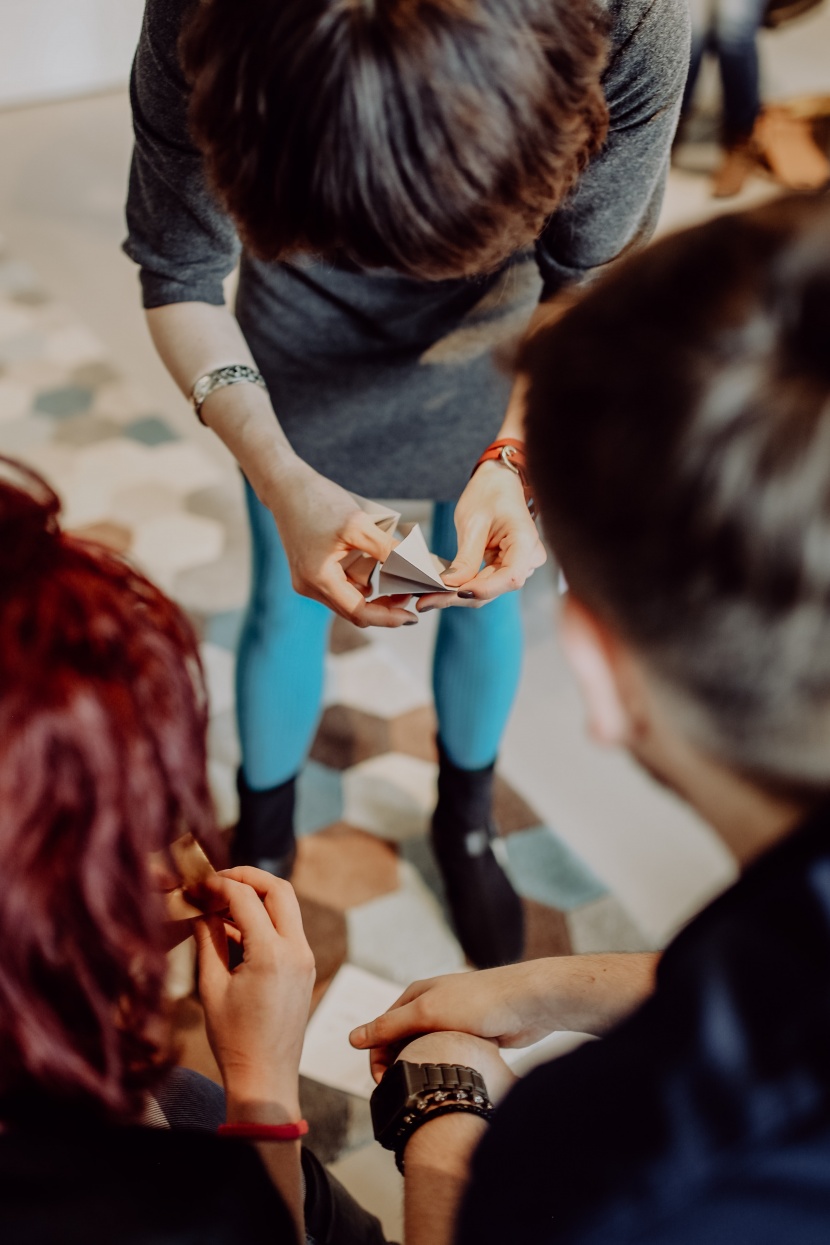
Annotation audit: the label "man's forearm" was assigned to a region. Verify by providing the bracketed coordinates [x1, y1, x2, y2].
[403, 1113, 488, 1245]
[534, 952, 659, 1037]
[145, 301, 297, 504]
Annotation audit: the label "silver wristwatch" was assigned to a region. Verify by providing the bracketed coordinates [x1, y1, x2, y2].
[190, 364, 267, 422]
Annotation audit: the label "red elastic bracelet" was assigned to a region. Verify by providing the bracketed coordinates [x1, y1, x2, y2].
[218, 1120, 309, 1141]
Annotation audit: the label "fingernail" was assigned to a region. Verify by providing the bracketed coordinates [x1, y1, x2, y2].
[458, 591, 476, 599]
[404, 618, 418, 625]
[419, 605, 436, 613]
[351, 1026, 367, 1045]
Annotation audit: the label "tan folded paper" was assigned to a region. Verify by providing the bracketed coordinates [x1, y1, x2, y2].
[151, 832, 217, 922]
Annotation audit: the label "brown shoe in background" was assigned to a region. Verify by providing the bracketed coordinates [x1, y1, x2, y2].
[754, 106, 830, 190]
[712, 136, 759, 198]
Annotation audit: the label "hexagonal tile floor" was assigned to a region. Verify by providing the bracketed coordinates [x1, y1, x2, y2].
[0, 244, 651, 1162]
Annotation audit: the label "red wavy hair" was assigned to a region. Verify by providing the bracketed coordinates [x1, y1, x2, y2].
[0, 457, 220, 1123]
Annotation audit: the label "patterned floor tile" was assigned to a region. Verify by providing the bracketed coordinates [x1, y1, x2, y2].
[123, 415, 179, 445]
[522, 897, 572, 960]
[207, 757, 238, 829]
[493, 774, 542, 835]
[145, 441, 223, 495]
[297, 761, 345, 835]
[43, 324, 107, 367]
[206, 708, 241, 770]
[388, 705, 439, 763]
[330, 614, 372, 654]
[310, 704, 392, 770]
[566, 893, 653, 954]
[173, 552, 250, 614]
[505, 825, 608, 911]
[300, 894, 349, 1000]
[33, 384, 93, 418]
[342, 752, 437, 842]
[0, 377, 32, 421]
[348, 861, 467, 986]
[0, 301, 35, 339]
[346, 859, 465, 985]
[69, 361, 121, 389]
[326, 645, 431, 719]
[53, 413, 122, 447]
[132, 511, 225, 582]
[109, 482, 184, 526]
[200, 642, 236, 718]
[0, 414, 53, 454]
[203, 607, 245, 652]
[70, 520, 132, 555]
[185, 482, 250, 552]
[292, 823, 400, 912]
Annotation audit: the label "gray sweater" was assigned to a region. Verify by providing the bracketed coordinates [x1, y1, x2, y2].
[124, 0, 690, 499]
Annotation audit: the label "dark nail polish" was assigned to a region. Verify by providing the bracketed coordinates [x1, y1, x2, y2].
[404, 618, 419, 625]
[419, 605, 436, 613]
[458, 591, 476, 599]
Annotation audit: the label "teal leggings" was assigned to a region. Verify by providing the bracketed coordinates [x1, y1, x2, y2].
[236, 482, 524, 789]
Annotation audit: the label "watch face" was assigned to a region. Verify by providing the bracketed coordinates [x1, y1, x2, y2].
[370, 1061, 414, 1148]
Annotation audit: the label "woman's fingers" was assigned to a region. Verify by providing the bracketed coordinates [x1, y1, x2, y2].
[193, 912, 231, 982]
[219, 866, 306, 941]
[199, 874, 277, 954]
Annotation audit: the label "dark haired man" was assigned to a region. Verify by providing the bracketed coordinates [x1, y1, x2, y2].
[352, 193, 830, 1244]
[125, 0, 689, 967]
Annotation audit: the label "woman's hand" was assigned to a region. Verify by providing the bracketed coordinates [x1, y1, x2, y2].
[262, 456, 418, 628]
[192, 867, 316, 1114]
[417, 461, 547, 612]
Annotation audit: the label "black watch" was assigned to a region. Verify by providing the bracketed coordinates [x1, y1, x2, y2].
[370, 1061, 493, 1172]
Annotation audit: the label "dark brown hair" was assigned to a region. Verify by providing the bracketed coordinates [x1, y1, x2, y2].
[0, 459, 220, 1122]
[180, 0, 609, 280]
[523, 193, 830, 796]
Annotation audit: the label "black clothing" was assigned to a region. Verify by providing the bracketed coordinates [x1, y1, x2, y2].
[458, 804, 830, 1244]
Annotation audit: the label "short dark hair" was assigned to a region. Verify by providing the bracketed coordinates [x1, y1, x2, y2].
[0, 459, 220, 1122]
[180, 0, 609, 280]
[523, 193, 830, 798]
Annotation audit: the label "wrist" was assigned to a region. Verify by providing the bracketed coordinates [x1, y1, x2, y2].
[403, 1110, 488, 1178]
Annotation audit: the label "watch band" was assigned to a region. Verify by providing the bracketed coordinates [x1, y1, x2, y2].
[394, 1100, 493, 1174]
[472, 437, 537, 518]
[370, 1061, 493, 1172]
[190, 364, 267, 423]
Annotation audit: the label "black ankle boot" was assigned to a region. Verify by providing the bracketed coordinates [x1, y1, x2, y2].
[430, 741, 524, 969]
[232, 769, 297, 879]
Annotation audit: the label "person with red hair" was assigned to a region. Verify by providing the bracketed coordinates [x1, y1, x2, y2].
[0, 456, 391, 1244]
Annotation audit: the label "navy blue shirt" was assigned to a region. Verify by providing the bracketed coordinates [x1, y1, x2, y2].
[458, 805, 830, 1244]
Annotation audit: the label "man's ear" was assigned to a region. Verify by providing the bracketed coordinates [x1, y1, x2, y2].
[559, 594, 633, 746]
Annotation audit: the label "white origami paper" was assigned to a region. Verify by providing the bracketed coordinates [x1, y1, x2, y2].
[347, 494, 453, 600]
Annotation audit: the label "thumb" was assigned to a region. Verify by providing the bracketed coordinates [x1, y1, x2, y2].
[350, 1002, 422, 1050]
[341, 514, 395, 564]
[443, 523, 487, 588]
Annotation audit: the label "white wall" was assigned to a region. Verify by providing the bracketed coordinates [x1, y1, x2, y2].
[0, 0, 145, 109]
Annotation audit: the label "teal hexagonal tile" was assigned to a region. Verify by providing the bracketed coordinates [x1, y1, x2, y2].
[297, 761, 344, 836]
[34, 385, 94, 419]
[124, 415, 180, 446]
[504, 825, 607, 911]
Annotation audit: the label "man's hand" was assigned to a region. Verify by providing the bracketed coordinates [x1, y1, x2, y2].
[351, 963, 555, 1082]
[416, 461, 546, 612]
[193, 867, 316, 1113]
[265, 458, 419, 628]
[351, 955, 661, 1081]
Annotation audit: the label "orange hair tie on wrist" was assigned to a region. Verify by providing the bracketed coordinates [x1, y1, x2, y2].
[472, 438, 536, 518]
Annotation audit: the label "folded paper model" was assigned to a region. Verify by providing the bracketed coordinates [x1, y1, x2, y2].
[347, 496, 453, 599]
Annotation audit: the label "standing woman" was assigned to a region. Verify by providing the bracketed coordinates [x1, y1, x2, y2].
[125, 0, 689, 968]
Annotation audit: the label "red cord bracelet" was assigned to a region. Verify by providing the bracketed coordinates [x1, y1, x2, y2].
[218, 1120, 309, 1141]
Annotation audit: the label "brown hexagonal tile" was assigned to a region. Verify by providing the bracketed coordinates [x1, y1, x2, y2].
[494, 774, 541, 835]
[330, 614, 371, 654]
[521, 897, 572, 960]
[310, 704, 390, 770]
[70, 520, 132, 555]
[293, 823, 400, 914]
[298, 894, 349, 1011]
[388, 705, 438, 763]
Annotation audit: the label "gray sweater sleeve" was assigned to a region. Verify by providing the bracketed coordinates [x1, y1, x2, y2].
[123, 0, 240, 309]
[535, 0, 691, 299]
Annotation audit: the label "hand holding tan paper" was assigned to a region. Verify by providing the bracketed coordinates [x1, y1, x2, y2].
[150, 832, 217, 922]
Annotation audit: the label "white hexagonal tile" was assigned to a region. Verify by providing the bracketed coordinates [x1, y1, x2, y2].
[342, 751, 437, 842]
[325, 645, 431, 719]
[0, 378, 33, 422]
[200, 641, 236, 719]
[146, 441, 224, 495]
[131, 512, 225, 581]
